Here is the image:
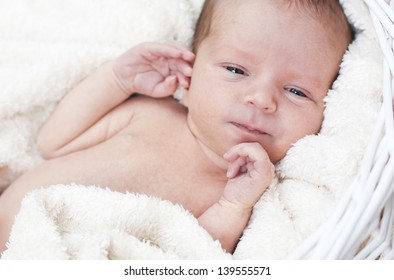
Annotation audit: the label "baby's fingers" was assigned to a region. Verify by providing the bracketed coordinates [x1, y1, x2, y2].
[141, 43, 195, 63]
[226, 156, 247, 179]
[151, 75, 178, 97]
[224, 143, 265, 162]
[169, 59, 193, 78]
[224, 142, 275, 178]
[168, 58, 193, 88]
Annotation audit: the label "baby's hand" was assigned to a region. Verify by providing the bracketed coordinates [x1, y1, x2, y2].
[222, 143, 275, 209]
[112, 42, 195, 97]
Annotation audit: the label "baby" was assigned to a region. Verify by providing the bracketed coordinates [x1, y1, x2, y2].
[0, 0, 353, 254]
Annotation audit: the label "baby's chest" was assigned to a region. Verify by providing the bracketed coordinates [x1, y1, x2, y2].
[97, 134, 216, 211]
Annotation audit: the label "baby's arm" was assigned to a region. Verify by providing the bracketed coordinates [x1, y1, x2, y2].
[198, 143, 275, 253]
[37, 43, 194, 158]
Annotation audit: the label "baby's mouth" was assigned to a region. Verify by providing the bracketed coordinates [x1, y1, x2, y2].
[232, 122, 265, 135]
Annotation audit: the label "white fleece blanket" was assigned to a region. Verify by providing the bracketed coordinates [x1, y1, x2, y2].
[0, 0, 382, 259]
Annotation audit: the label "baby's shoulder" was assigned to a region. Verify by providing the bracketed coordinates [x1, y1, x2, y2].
[130, 95, 187, 117]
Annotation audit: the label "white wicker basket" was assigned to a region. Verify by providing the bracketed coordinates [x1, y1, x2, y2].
[289, 0, 394, 260]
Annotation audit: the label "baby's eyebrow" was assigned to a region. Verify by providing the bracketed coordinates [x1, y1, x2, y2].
[216, 42, 256, 61]
[297, 69, 328, 89]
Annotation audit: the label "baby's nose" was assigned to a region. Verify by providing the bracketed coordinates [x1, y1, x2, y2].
[244, 89, 277, 113]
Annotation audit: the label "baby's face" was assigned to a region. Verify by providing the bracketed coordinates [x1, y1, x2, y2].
[185, 0, 349, 163]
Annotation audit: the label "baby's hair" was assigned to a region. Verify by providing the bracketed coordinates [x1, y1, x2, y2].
[192, 0, 216, 53]
[192, 0, 353, 52]
[286, 0, 354, 39]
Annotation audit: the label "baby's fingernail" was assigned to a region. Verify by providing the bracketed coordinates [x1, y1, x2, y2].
[226, 166, 235, 178]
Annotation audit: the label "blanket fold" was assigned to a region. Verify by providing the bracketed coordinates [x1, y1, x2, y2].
[2, 185, 230, 259]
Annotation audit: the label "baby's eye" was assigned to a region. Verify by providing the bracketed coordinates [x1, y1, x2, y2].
[286, 88, 307, 98]
[226, 66, 245, 75]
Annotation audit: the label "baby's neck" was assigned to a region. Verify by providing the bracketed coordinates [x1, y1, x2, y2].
[184, 118, 228, 174]
[195, 137, 228, 171]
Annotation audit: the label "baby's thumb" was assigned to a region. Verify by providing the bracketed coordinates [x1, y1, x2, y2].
[150, 75, 177, 97]
[156, 75, 178, 97]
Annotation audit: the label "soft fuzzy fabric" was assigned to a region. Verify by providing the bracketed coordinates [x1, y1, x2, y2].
[0, 0, 203, 190]
[1, 184, 230, 259]
[0, 0, 382, 259]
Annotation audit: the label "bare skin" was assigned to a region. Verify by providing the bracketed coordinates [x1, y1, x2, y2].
[0, 57, 274, 254]
[0, 0, 351, 256]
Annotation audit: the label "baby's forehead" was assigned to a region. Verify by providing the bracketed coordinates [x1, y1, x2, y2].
[211, 0, 351, 57]
[210, 0, 351, 38]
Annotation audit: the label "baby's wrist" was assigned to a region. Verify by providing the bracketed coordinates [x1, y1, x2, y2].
[111, 61, 135, 97]
[218, 197, 253, 216]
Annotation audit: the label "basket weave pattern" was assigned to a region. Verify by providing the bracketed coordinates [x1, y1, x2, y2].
[289, 0, 394, 259]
